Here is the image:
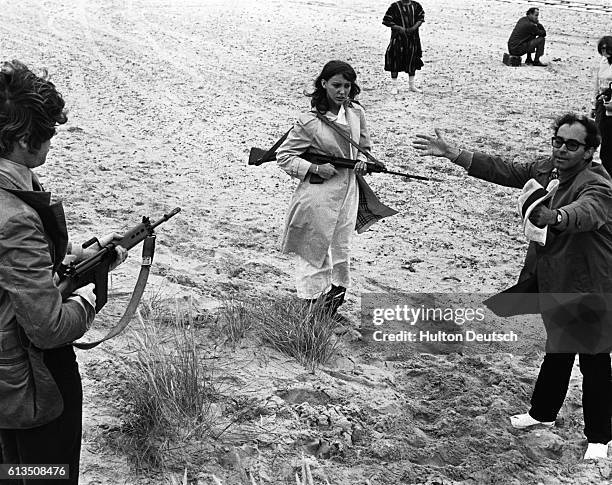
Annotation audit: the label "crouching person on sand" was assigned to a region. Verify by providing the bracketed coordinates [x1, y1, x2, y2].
[276, 60, 396, 318]
[0, 60, 126, 483]
[413, 113, 612, 460]
[507, 7, 547, 67]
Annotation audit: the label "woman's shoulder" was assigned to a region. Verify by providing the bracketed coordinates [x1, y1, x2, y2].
[296, 110, 319, 123]
[292, 111, 321, 134]
[346, 102, 367, 117]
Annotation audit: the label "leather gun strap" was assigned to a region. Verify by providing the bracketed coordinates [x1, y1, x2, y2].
[73, 235, 156, 350]
[260, 129, 292, 163]
[315, 113, 382, 165]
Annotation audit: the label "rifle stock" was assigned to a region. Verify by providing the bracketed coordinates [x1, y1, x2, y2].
[248, 147, 276, 165]
[57, 207, 181, 312]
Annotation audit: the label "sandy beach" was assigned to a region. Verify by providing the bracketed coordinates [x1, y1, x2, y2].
[2, 0, 612, 483]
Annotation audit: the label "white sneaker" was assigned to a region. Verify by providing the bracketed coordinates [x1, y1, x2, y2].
[510, 413, 554, 429]
[583, 443, 608, 460]
[409, 85, 422, 93]
[390, 86, 399, 95]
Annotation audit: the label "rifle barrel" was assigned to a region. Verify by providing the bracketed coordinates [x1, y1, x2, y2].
[151, 207, 181, 229]
[381, 169, 441, 182]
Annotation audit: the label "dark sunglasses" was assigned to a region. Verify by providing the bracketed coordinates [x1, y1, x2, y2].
[551, 136, 587, 152]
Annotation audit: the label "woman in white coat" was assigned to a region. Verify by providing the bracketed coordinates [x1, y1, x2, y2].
[276, 60, 396, 315]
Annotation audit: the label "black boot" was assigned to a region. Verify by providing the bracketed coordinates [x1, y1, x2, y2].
[324, 285, 346, 316]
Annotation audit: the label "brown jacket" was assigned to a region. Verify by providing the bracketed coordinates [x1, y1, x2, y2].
[0, 160, 90, 428]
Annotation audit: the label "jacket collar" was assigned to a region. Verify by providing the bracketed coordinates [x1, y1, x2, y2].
[0, 158, 51, 209]
[314, 105, 361, 159]
[0, 157, 36, 190]
[0, 158, 67, 267]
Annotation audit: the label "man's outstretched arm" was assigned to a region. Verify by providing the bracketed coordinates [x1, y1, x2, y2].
[412, 128, 536, 188]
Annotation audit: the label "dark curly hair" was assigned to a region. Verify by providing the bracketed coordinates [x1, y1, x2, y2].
[0, 60, 67, 157]
[597, 36, 612, 64]
[307, 60, 361, 114]
[553, 113, 601, 157]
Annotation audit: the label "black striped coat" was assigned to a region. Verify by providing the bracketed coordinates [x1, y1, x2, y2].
[382, 1, 425, 74]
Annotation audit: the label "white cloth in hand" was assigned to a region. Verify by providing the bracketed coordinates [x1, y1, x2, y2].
[517, 179, 559, 246]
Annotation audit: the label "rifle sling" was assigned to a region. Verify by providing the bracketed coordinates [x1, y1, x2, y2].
[258, 129, 292, 163]
[73, 235, 156, 350]
[315, 113, 382, 165]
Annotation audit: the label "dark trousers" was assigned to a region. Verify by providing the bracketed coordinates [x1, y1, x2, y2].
[509, 36, 545, 59]
[598, 114, 612, 175]
[0, 347, 83, 484]
[529, 353, 612, 444]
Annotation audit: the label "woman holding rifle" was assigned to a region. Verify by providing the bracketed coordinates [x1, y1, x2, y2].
[276, 60, 395, 317]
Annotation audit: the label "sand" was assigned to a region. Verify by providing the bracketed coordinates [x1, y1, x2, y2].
[2, 0, 612, 483]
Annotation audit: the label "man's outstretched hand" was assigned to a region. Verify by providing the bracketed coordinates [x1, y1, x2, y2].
[412, 129, 454, 158]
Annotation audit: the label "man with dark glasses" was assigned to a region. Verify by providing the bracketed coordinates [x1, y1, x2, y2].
[412, 113, 612, 460]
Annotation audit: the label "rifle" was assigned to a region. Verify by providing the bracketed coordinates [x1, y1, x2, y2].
[57, 207, 181, 312]
[248, 147, 441, 183]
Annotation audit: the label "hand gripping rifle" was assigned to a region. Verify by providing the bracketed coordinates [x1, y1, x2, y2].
[58, 207, 181, 349]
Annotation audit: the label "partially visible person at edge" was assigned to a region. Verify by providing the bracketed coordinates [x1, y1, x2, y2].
[413, 113, 612, 460]
[276, 60, 396, 318]
[507, 7, 547, 66]
[591, 35, 612, 175]
[0, 60, 126, 484]
[382, 0, 425, 94]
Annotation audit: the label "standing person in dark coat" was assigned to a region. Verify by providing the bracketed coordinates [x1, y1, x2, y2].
[413, 113, 612, 460]
[382, 0, 425, 94]
[508, 7, 547, 66]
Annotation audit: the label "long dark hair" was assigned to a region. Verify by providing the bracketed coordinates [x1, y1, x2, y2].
[0, 60, 67, 156]
[597, 36, 612, 65]
[307, 60, 361, 114]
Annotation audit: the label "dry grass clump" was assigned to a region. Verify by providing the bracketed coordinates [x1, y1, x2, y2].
[115, 292, 338, 473]
[217, 298, 254, 345]
[254, 297, 339, 371]
[119, 301, 218, 469]
[216, 296, 339, 372]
